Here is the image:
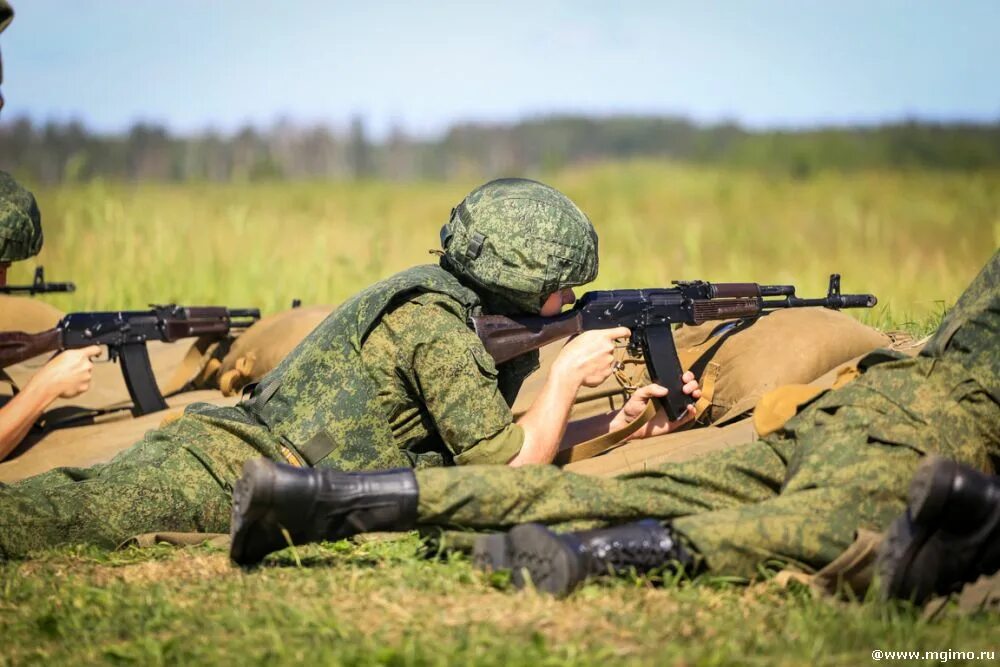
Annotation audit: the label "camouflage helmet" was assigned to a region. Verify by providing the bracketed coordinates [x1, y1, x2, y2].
[1, 0, 11, 112]
[439, 178, 598, 314]
[0, 171, 43, 262]
[0, 0, 11, 34]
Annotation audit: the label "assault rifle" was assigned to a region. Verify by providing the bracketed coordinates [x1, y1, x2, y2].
[473, 274, 877, 421]
[0, 305, 261, 416]
[0, 267, 76, 295]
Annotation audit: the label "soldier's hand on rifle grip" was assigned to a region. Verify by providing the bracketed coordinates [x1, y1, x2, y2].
[610, 373, 702, 440]
[29, 345, 101, 400]
[553, 327, 632, 388]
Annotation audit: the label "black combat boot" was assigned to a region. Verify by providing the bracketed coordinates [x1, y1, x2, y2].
[230, 458, 418, 567]
[475, 519, 693, 597]
[878, 456, 1000, 604]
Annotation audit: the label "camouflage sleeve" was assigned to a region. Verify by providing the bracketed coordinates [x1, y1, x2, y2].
[382, 294, 524, 465]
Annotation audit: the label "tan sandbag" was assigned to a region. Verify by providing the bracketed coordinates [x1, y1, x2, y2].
[753, 336, 926, 437]
[673, 308, 897, 425]
[0, 295, 64, 332]
[0, 390, 237, 483]
[213, 305, 333, 396]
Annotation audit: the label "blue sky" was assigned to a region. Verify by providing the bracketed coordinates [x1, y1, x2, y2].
[2, 0, 998, 138]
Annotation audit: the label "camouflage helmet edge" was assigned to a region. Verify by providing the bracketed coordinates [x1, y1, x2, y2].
[439, 178, 598, 314]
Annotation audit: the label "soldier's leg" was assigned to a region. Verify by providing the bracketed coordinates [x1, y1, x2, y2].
[920, 250, 997, 371]
[228, 437, 787, 566]
[0, 411, 273, 559]
[673, 468, 910, 580]
[415, 438, 787, 530]
[491, 437, 918, 595]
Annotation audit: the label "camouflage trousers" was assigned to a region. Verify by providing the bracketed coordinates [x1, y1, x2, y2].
[416, 252, 1000, 579]
[417, 355, 998, 578]
[0, 404, 286, 559]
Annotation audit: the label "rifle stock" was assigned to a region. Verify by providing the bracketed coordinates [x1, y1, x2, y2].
[473, 311, 583, 364]
[0, 328, 61, 368]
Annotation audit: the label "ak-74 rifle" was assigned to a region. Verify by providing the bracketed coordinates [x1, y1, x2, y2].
[473, 274, 877, 422]
[0, 305, 260, 416]
[0, 267, 75, 295]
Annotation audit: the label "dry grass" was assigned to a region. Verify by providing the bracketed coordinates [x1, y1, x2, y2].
[10, 162, 998, 335]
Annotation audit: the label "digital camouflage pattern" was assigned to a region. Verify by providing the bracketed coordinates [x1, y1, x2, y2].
[243, 263, 529, 469]
[0, 402, 281, 558]
[360, 290, 526, 467]
[0, 264, 536, 557]
[440, 178, 598, 314]
[415, 251, 1000, 578]
[0, 171, 43, 263]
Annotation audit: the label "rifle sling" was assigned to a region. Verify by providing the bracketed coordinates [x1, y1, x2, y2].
[554, 401, 655, 465]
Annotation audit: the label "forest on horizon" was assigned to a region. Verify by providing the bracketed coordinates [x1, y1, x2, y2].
[2, 114, 998, 184]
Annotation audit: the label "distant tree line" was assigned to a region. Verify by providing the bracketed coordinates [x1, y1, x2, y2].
[1, 114, 998, 184]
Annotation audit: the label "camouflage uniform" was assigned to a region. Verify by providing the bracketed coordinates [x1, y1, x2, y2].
[1, 0, 43, 265]
[0, 179, 599, 558]
[414, 252, 1000, 578]
[0, 171, 43, 264]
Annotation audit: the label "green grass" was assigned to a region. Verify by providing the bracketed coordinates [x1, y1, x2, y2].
[10, 162, 999, 336]
[3, 163, 998, 664]
[2, 538, 996, 666]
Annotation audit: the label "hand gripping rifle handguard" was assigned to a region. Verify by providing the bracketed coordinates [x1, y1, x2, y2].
[0, 304, 261, 416]
[473, 274, 876, 421]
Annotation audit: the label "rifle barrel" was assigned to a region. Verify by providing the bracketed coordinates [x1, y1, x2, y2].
[759, 284, 796, 297]
[762, 294, 877, 309]
[227, 308, 262, 320]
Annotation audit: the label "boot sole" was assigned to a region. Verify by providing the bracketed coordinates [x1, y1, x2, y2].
[472, 533, 511, 572]
[878, 457, 958, 602]
[907, 456, 957, 525]
[229, 458, 278, 567]
[507, 524, 583, 597]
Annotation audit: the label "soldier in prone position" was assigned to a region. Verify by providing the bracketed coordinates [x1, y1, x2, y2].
[228, 252, 999, 599]
[0, 177, 701, 558]
[0, 2, 100, 459]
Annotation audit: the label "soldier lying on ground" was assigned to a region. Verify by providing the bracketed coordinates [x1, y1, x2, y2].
[0, 178, 702, 559]
[0, 2, 100, 459]
[228, 251, 998, 601]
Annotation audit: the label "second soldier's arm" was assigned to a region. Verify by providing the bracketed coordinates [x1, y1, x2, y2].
[0, 346, 99, 460]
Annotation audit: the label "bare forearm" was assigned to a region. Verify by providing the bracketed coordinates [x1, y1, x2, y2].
[0, 383, 53, 460]
[509, 374, 580, 466]
[558, 412, 618, 450]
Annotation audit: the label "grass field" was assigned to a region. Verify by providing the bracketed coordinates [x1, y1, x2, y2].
[11, 162, 999, 333]
[3, 163, 998, 665]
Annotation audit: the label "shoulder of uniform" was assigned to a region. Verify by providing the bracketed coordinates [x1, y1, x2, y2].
[407, 291, 469, 318]
[376, 291, 471, 341]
